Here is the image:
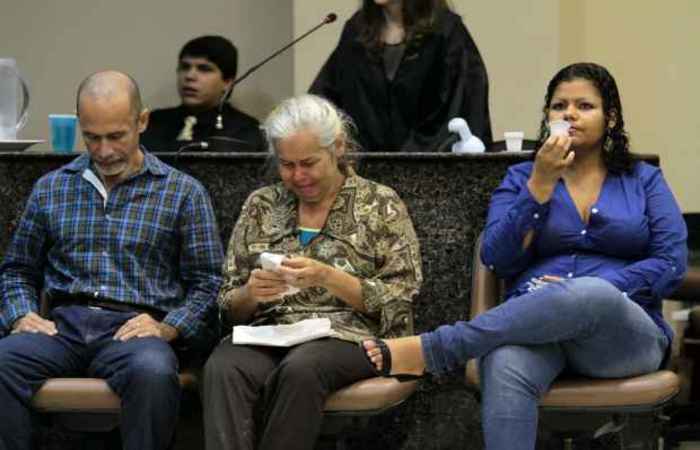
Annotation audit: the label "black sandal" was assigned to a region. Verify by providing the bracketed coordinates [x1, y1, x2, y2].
[361, 339, 392, 377]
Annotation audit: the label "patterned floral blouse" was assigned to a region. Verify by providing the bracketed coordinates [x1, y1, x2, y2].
[218, 170, 423, 342]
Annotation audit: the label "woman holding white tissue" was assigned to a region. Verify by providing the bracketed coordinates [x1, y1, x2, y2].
[203, 94, 422, 450]
[361, 62, 688, 449]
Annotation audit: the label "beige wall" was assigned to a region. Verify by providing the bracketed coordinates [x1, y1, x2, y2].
[450, 1, 559, 140]
[4, 1, 697, 211]
[560, 0, 700, 212]
[293, 1, 360, 94]
[3, 0, 292, 144]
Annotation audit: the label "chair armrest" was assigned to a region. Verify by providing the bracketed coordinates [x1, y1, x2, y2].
[666, 267, 700, 336]
[669, 267, 700, 302]
[470, 233, 501, 319]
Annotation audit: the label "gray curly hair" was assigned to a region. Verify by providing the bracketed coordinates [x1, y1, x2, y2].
[261, 94, 359, 172]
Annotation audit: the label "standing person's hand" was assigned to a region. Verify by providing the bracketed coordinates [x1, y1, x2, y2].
[11, 312, 58, 336]
[528, 135, 574, 203]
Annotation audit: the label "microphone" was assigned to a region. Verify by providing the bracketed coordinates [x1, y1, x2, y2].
[177, 141, 209, 153]
[216, 12, 338, 130]
[176, 136, 252, 154]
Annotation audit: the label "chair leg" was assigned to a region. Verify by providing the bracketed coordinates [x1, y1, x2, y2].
[619, 414, 662, 450]
[335, 436, 349, 450]
[321, 415, 371, 450]
[563, 437, 574, 450]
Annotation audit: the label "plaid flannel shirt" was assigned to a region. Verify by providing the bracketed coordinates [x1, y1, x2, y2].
[0, 151, 223, 343]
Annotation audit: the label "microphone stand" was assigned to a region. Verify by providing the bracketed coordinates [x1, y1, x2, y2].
[215, 13, 338, 130]
[175, 136, 250, 156]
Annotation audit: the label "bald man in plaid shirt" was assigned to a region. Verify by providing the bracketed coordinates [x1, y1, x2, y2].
[0, 71, 224, 450]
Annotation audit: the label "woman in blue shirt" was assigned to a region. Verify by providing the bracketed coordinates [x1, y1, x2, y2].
[362, 62, 688, 450]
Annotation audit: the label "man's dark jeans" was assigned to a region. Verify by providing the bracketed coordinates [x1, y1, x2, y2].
[0, 305, 180, 450]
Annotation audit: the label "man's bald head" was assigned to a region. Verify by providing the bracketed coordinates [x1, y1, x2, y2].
[76, 71, 143, 120]
[77, 71, 149, 189]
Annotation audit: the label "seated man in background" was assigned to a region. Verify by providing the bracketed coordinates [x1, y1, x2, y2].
[141, 35, 265, 152]
[0, 71, 224, 450]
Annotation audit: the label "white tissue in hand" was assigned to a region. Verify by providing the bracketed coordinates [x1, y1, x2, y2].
[549, 120, 570, 137]
[260, 252, 300, 297]
[260, 252, 285, 271]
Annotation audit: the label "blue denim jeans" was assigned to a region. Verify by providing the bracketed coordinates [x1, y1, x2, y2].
[420, 277, 668, 450]
[0, 305, 180, 450]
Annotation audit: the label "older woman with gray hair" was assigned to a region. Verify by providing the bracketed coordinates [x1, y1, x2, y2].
[203, 94, 423, 450]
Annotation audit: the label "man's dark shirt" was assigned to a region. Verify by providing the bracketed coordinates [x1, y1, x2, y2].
[141, 104, 265, 152]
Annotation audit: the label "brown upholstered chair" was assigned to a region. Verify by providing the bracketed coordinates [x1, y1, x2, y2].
[33, 371, 416, 449]
[662, 267, 700, 448]
[320, 377, 417, 450]
[465, 233, 680, 449]
[32, 294, 417, 449]
[671, 268, 700, 402]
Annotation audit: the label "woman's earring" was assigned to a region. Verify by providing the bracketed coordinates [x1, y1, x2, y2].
[603, 130, 614, 153]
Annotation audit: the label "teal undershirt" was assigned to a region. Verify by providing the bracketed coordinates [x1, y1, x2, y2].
[298, 227, 320, 247]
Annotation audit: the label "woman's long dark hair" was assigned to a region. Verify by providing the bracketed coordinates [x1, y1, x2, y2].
[535, 62, 633, 174]
[357, 0, 449, 51]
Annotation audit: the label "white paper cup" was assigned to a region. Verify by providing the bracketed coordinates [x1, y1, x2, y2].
[504, 131, 524, 151]
[549, 120, 570, 137]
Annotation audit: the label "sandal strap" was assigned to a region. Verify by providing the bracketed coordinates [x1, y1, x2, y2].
[375, 339, 392, 376]
[359, 339, 393, 377]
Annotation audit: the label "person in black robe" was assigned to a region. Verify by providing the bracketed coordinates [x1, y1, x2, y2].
[310, 0, 492, 152]
[142, 35, 265, 152]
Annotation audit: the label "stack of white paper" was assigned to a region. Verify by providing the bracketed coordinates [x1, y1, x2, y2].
[232, 318, 332, 347]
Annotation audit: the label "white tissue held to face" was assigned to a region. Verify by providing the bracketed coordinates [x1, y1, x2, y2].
[259, 252, 300, 297]
[548, 119, 571, 137]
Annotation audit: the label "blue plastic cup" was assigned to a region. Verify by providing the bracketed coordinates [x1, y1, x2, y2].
[49, 114, 77, 153]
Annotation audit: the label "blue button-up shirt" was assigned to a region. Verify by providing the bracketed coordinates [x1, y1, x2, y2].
[0, 151, 224, 343]
[481, 161, 688, 342]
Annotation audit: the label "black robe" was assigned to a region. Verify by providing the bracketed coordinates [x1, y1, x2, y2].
[310, 10, 492, 152]
[141, 104, 265, 152]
